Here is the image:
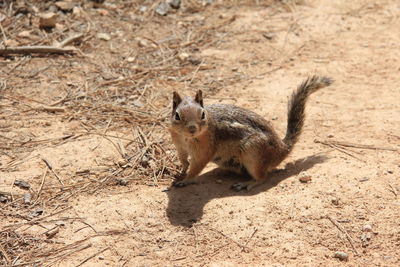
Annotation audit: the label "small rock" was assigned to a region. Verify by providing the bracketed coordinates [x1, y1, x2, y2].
[136, 37, 156, 48]
[97, 33, 111, 41]
[14, 179, 30, 190]
[23, 193, 32, 204]
[98, 255, 105, 260]
[331, 198, 340, 206]
[298, 175, 312, 183]
[334, 251, 348, 261]
[271, 116, 278, 120]
[55, 23, 65, 31]
[327, 134, 334, 138]
[117, 179, 128, 186]
[362, 224, 372, 232]
[39, 12, 58, 29]
[55, 220, 66, 226]
[262, 32, 275, 40]
[18, 30, 31, 38]
[55, 1, 75, 12]
[101, 72, 117, 80]
[361, 232, 372, 247]
[167, 0, 181, 9]
[202, 0, 214, 6]
[126, 57, 136, 63]
[30, 208, 44, 217]
[0, 195, 8, 203]
[4, 39, 19, 47]
[387, 170, 393, 174]
[140, 155, 150, 167]
[359, 177, 369, 182]
[155, 2, 170, 16]
[72, 6, 82, 16]
[48, 5, 58, 13]
[188, 57, 202, 65]
[216, 179, 222, 184]
[178, 52, 190, 62]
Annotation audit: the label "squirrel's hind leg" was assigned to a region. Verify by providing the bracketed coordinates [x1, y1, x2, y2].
[231, 135, 279, 191]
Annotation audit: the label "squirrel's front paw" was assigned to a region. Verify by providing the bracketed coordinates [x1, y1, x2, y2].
[174, 179, 195, 188]
[174, 172, 187, 180]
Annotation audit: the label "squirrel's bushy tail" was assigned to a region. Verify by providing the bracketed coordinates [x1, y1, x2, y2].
[283, 76, 333, 151]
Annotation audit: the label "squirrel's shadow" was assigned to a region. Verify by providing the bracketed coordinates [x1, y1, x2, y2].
[166, 154, 327, 227]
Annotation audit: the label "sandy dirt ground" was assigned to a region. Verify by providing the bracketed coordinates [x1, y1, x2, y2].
[1, 0, 399, 266]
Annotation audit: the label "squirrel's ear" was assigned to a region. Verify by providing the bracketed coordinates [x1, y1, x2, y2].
[172, 92, 182, 110]
[194, 90, 204, 107]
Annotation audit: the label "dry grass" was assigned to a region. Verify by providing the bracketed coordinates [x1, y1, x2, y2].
[0, 0, 291, 265]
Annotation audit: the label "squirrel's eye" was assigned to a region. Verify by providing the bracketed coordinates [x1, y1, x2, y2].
[175, 112, 180, 120]
[201, 111, 205, 120]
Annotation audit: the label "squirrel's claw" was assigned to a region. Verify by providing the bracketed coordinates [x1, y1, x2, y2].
[174, 179, 195, 188]
[231, 182, 248, 191]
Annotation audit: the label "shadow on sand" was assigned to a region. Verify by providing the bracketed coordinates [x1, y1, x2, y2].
[166, 154, 328, 227]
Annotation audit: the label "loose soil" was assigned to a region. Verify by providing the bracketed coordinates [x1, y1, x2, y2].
[1, 0, 399, 266]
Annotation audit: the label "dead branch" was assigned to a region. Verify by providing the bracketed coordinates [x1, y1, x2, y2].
[0, 46, 76, 56]
[327, 215, 359, 256]
[75, 247, 109, 267]
[0, 33, 83, 56]
[59, 33, 84, 47]
[42, 158, 65, 189]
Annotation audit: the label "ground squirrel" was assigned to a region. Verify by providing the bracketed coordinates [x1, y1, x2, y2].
[168, 76, 333, 191]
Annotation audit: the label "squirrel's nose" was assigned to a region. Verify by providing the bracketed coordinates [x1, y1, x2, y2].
[188, 125, 197, 134]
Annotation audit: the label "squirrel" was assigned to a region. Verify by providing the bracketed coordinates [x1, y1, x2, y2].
[168, 76, 333, 191]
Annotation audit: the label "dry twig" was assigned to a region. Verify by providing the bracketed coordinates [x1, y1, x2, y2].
[42, 158, 65, 189]
[327, 215, 359, 256]
[75, 247, 109, 267]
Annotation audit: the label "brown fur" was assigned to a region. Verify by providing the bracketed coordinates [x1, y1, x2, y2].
[169, 76, 333, 191]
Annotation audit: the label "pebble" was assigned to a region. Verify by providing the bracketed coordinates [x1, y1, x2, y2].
[0, 195, 8, 203]
[216, 179, 222, 184]
[334, 251, 348, 261]
[98, 255, 105, 260]
[155, 2, 170, 16]
[262, 32, 275, 40]
[97, 33, 111, 41]
[136, 37, 156, 48]
[39, 12, 58, 29]
[4, 39, 19, 46]
[331, 198, 340, 206]
[14, 179, 31, 190]
[55, 220, 66, 226]
[178, 52, 190, 62]
[298, 175, 312, 183]
[117, 179, 128, 186]
[18, 30, 31, 38]
[362, 224, 372, 232]
[30, 208, 44, 218]
[23, 193, 32, 204]
[126, 57, 136, 63]
[72, 6, 82, 16]
[168, 0, 181, 9]
[188, 57, 202, 65]
[55, 1, 76, 11]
